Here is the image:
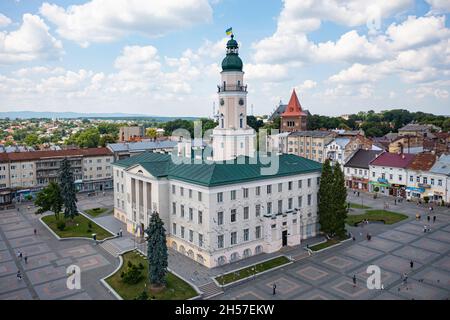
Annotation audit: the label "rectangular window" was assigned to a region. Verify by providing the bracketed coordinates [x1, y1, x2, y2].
[423, 177, 428, 184]
[198, 211, 203, 224]
[181, 226, 185, 238]
[180, 205, 185, 218]
[410, 175, 413, 182]
[231, 190, 236, 200]
[307, 178, 311, 187]
[231, 232, 237, 245]
[172, 223, 176, 235]
[255, 204, 261, 217]
[278, 200, 283, 213]
[189, 208, 193, 221]
[438, 179, 442, 186]
[255, 226, 261, 239]
[267, 185, 272, 194]
[278, 183, 282, 192]
[431, 178, 434, 185]
[172, 202, 176, 215]
[198, 234, 203, 247]
[243, 188, 249, 198]
[231, 209, 237, 222]
[298, 196, 303, 207]
[399, 175, 402, 181]
[317, 177, 320, 186]
[198, 191, 202, 201]
[288, 198, 293, 210]
[189, 189, 192, 198]
[298, 180, 302, 188]
[256, 186, 261, 196]
[218, 235, 224, 248]
[243, 207, 249, 220]
[189, 230, 193, 242]
[217, 192, 223, 203]
[288, 181, 292, 190]
[307, 194, 312, 206]
[243, 229, 249, 241]
[267, 202, 272, 214]
[180, 187, 184, 196]
[217, 212, 223, 225]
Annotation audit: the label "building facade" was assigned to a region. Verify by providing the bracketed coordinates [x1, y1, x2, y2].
[119, 126, 145, 142]
[280, 90, 307, 133]
[112, 35, 322, 268]
[286, 131, 336, 163]
[344, 149, 381, 191]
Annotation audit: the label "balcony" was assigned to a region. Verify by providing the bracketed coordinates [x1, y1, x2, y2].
[217, 84, 247, 93]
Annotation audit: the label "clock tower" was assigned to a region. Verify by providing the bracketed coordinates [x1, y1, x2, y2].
[212, 34, 256, 161]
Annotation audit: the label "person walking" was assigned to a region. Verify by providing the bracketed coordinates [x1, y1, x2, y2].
[272, 283, 277, 295]
[353, 275, 357, 287]
[119, 228, 123, 237]
[24, 256, 28, 264]
[427, 215, 430, 222]
[33, 228, 37, 236]
[17, 270, 22, 280]
[410, 260, 414, 269]
[433, 216, 436, 223]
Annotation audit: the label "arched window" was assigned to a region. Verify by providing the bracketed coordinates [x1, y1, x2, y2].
[187, 250, 194, 259]
[230, 252, 240, 262]
[220, 113, 224, 128]
[171, 241, 178, 251]
[239, 113, 244, 128]
[255, 245, 263, 255]
[243, 248, 252, 258]
[217, 256, 226, 266]
[197, 254, 204, 264]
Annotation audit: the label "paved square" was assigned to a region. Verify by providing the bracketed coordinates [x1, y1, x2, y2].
[432, 256, 450, 271]
[390, 281, 449, 300]
[59, 245, 96, 258]
[372, 255, 422, 274]
[377, 230, 420, 244]
[320, 255, 362, 272]
[427, 230, 450, 243]
[0, 288, 33, 300]
[341, 244, 384, 261]
[1, 221, 33, 232]
[324, 277, 377, 300]
[8, 236, 42, 249]
[411, 267, 450, 290]
[232, 291, 265, 300]
[34, 278, 84, 300]
[15, 243, 51, 257]
[75, 254, 110, 271]
[263, 276, 302, 295]
[294, 288, 338, 300]
[0, 261, 18, 277]
[27, 265, 67, 285]
[359, 237, 403, 252]
[394, 223, 425, 235]
[0, 241, 8, 251]
[392, 246, 439, 264]
[22, 252, 58, 270]
[0, 274, 27, 294]
[410, 238, 450, 253]
[0, 249, 12, 262]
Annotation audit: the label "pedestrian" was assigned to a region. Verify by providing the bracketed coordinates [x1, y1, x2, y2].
[357, 191, 360, 197]
[17, 270, 22, 280]
[272, 283, 277, 295]
[433, 216, 436, 223]
[423, 225, 427, 233]
[33, 228, 37, 235]
[352, 236, 356, 241]
[119, 228, 123, 237]
[394, 199, 397, 205]
[403, 273, 408, 285]
[24, 256, 28, 264]
[410, 260, 413, 269]
[17, 251, 22, 260]
[353, 275, 357, 287]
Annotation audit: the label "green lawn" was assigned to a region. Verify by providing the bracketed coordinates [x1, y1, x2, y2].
[215, 256, 290, 286]
[106, 251, 197, 300]
[346, 209, 408, 226]
[309, 238, 340, 251]
[42, 214, 113, 240]
[349, 202, 371, 209]
[85, 207, 109, 217]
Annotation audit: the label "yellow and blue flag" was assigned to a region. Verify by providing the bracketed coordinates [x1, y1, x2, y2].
[225, 27, 233, 36]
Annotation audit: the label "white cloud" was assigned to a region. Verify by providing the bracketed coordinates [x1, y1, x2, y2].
[425, 0, 450, 14]
[408, 86, 449, 99]
[0, 13, 12, 27]
[245, 63, 289, 81]
[0, 14, 63, 64]
[39, 0, 213, 47]
[297, 80, 317, 90]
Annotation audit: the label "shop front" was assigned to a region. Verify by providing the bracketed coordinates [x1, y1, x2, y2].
[348, 177, 369, 191]
[406, 186, 425, 200]
[369, 181, 390, 194]
[390, 184, 406, 198]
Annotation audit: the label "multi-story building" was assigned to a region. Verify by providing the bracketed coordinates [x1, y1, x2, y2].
[344, 150, 381, 191]
[369, 152, 415, 197]
[0, 148, 114, 203]
[398, 123, 439, 137]
[112, 34, 322, 268]
[280, 89, 308, 133]
[119, 126, 145, 142]
[286, 131, 336, 163]
[405, 153, 437, 201]
[326, 135, 374, 168]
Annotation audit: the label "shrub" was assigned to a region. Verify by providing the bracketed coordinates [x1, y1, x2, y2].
[374, 187, 380, 192]
[56, 220, 66, 231]
[88, 221, 93, 229]
[135, 290, 148, 300]
[121, 261, 143, 284]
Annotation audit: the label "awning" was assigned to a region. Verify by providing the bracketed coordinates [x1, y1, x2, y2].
[406, 187, 425, 193]
[369, 181, 389, 187]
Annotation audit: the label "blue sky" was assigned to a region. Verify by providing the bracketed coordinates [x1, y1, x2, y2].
[0, 0, 449, 117]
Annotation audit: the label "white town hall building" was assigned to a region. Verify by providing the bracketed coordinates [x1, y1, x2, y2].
[112, 35, 322, 268]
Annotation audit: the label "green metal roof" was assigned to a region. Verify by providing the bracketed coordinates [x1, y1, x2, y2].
[114, 152, 322, 187]
[222, 34, 243, 72]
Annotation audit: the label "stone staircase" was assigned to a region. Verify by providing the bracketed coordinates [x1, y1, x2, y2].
[290, 251, 310, 261]
[99, 241, 122, 257]
[198, 282, 223, 300]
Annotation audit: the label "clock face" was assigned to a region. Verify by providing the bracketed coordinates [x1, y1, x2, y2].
[220, 98, 224, 106]
[239, 98, 244, 106]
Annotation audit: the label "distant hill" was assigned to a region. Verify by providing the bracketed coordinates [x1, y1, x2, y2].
[0, 111, 199, 121]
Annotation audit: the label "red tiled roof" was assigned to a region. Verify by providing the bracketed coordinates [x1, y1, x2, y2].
[407, 153, 437, 171]
[369, 152, 415, 168]
[4, 147, 112, 162]
[281, 89, 307, 117]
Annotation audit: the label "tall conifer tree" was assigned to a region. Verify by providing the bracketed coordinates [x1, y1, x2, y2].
[318, 159, 333, 236]
[146, 212, 168, 287]
[59, 158, 78, 220]
[331, 162, 347, 238]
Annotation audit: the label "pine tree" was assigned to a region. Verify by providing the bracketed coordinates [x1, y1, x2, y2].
[318, 159, 334, 236]
[34, 181, 63, 219]
[331, 162, 348, 238]
[146, 212, 168, 288]
[59, 158, 78, 220]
